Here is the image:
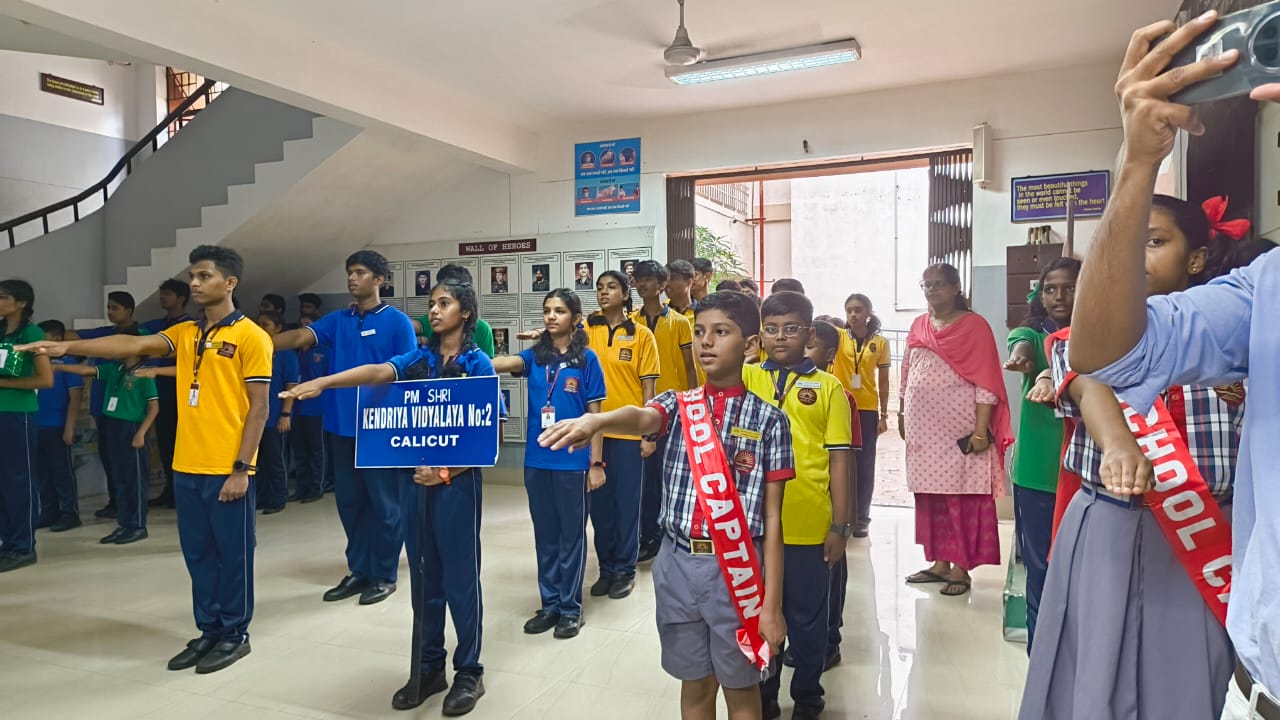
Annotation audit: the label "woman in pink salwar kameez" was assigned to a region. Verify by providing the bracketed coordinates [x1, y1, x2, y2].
[899, 264, 1012, 597]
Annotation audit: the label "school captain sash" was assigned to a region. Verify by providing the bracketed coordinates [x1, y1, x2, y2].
[676, 387, 772, 672]
[1119, 395, 1232, 625]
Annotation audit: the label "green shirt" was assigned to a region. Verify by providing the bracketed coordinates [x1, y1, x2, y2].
[1008, 326, 1064, 493]
[0, 323, 44, 413]
[96, 364, 158, 423]
[415, 316, 495, 358]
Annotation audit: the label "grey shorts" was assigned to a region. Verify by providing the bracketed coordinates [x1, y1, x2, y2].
[653, 536, 765, 689]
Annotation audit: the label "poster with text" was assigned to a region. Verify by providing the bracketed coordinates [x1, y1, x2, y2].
[404, 260, 442, 319]
[520, 252, 561, 296]
[520, 316, 546, 353]
[381, 262, 404, 299]
[480, 256, 520, 318]
[563, 250, 606, 312]
[610, 247, 652, 305]
[575, 137, 640, 216]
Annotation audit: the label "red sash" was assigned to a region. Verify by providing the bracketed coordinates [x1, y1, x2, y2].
[676, 387, 772, 672]
[1119, 397, 1232, 625]
[1046, 329, 1082, 543]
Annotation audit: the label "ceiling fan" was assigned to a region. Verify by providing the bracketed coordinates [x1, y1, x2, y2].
[663, 0, 703, 66]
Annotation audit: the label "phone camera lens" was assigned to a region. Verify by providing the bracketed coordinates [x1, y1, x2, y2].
[1254, 15, 1280, 68]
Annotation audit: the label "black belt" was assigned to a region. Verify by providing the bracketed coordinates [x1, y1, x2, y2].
[1236, 662, 1280, 720]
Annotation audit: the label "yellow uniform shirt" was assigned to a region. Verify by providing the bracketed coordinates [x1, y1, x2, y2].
[832, 331, 890, 412]
[667, 301, 704, 385]
[586, 314, 660, 440]
[160, 313, 273, 475]
[631, 306, 694, 394]
[743, 361, 852, 545]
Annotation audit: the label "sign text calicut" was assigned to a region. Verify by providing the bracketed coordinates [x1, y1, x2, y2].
[355, 376, 501, 468]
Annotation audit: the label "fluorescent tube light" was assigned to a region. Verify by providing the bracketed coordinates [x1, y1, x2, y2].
[666, 39, 860, 85]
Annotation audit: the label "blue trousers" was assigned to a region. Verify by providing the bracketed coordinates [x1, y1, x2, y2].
[762, 544, 829, 715]
[36, 426, 78, 521]
[330, 434, 404, 584]
[0, 412, 37, 555]
[101, 417, 148, 530]
[639, 435, 667, 547]
[855, 410, 879, 523]
[94, 415, 117, 508]
[174, 472, 255, 641]
[405, 468, 484, 674]
[525, 467, 588, 617]
[588, 438, 642, 579]
[1014, 484, 1056, 651]
[256, 427, 289, 510]
[827, 555, 848, 656]
[292, 415, 326, 500]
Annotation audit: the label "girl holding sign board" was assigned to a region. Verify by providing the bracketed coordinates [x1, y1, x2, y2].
[281, 279, 501, 717]
[489, 289, 607, 640]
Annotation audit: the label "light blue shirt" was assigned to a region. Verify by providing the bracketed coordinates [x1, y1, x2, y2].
[1091, 249, 1275, 689]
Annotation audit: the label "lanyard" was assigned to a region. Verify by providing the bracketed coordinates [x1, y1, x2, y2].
[191, 325, 228, 386]
[850, 330, 872, 371]
[771, 369, 802, 405]
[545, 360, 564, 407]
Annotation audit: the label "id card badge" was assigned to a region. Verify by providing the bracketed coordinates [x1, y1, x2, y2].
[849, 374, 862, 390]
[541, 406, 556, 429]
[106, 397, 119, 413]
[188, 383, 200, 407]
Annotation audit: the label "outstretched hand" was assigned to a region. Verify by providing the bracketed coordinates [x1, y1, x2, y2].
[280, 380, 323, 401]
[538, 416, 598, 452]
[14, 340, 68, 357]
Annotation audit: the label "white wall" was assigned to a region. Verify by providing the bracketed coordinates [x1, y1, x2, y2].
[0, 49, 152, 140]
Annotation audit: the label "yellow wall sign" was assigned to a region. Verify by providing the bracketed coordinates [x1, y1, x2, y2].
[40, 73, 104, 106]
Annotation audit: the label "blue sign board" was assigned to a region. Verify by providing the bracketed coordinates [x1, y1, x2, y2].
[355, 376, 501, 469]
[1011, 171, 1110, 223]
[575, 137, 641, 216]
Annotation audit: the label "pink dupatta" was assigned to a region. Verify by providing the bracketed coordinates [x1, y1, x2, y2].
[906, 312, 1014, 493]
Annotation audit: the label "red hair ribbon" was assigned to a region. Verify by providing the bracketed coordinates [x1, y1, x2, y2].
[1202, 196, 1252, 241]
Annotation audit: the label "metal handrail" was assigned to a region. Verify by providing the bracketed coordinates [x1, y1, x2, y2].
[1, 79, 219, 248]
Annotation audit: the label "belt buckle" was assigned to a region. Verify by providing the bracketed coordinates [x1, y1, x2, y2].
[689, 539, 714, 555]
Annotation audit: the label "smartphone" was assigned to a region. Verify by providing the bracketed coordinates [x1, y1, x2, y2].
[1169, 0, 1280, 105]
[957, 436, 972, 455]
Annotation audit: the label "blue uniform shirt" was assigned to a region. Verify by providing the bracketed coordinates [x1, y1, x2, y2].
[1090, 250, 1279, 691]
[385, 344, 508, 419]
[141, 314, 193, 367]
[267, 348, 301, 426]
[308, 304, 417, 437]
[296, 343, 329, 417]
[36, 358, 84, 429]
[515, 347, 607, 471]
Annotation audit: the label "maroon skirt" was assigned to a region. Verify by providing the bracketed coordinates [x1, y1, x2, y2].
[914, 493, 1001, 570]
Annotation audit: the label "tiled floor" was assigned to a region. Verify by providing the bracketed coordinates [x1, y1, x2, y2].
[0, 488, 1027, 719]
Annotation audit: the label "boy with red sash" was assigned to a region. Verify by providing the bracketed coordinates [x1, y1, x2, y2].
[541, 290, 791, 720]
[1019, 194, 1247, 720]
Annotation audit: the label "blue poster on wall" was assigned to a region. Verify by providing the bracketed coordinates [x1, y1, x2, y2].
[575, 137, 641, 216]
[355, 376, 501, 469]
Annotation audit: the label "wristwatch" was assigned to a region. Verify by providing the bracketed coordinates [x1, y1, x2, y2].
[831, 522, 855, 539]
[280, 412, 292, 418]
[591, 461, 607, 469]
[233, 460, 257, 474]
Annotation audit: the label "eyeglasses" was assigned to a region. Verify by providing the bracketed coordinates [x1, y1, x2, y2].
[761, 324, 809, 338]
[919, 281, 952, 291]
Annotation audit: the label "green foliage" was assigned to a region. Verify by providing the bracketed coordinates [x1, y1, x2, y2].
[694, 226, 749, 285]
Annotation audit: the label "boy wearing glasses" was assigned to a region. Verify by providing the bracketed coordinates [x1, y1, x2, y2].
[743, 291, 853, 720]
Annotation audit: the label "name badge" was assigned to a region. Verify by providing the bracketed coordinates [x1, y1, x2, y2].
[796, 380, 822, 389]
[106, 397, 119, 413]
[849, 374, 862, 390]
[205, 340, 223, 349]
[618, 335, 634, 342]
[730, 427, 762, 441]
[188, 384, 200, 407]
[361, 329, 377, 337]
[541, 406, 556, 429]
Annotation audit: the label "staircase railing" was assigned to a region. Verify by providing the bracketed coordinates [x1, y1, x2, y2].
[1, 79, 219, 249]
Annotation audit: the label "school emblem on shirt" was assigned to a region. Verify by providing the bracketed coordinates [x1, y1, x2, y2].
[217, 342, 238, 359]
[733, 450, 757, 473]
[563, 377, 580, 393]
[618, 348, 633, 362]
[1212, 381, 1246, 407]
[797, 388, 818, 406]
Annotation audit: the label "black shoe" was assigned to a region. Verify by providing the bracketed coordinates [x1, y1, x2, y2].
[300, 495, 322, 504]
[441, 672, 484, 716]
[195, 637, 251, 674]
[523, 609, 560, 635]
[99, 528, 125, 544]
[148, 493, 175, 509]
[608, 575, 635, 599]
[636, 540, 660, 563]
[392, 666, 448, 710]
[113, 528, 148, 545]
[36, 517, 53, 529]
[0, 551, 36, 573]
[589, 574, 614, 597]
[358, 582, 397, 605]
[262, 506, 285, 515]
[851, 519, 869, 538]
[167, 637, 217, 671]
[553, 615, 582, 639]
[762, 697, 782, 720]
[94, 504, 117, 519]
[782, 648, 795, 668]
[49, 515, 81, 533]
[323, 575, 370, 602]
[823, 650, 842, 672]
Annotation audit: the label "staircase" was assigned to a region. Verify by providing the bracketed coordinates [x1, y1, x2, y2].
[0, 84, 360, 325]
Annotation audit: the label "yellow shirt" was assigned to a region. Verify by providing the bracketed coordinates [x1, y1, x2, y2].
[631, 306, 694, 394]
[667, 301, 704, 385]
[586, 315, 660, 440]
[743, 362, 852, 545]
[160, 313, 274, 475]
[832, 331, 890, 412]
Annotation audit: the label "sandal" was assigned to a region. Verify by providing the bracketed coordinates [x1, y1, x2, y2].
[940, 579, 971, 596]
[905, 569, 948, 584]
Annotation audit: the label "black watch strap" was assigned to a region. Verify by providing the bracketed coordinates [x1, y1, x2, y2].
[233, 460, 257, 473]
